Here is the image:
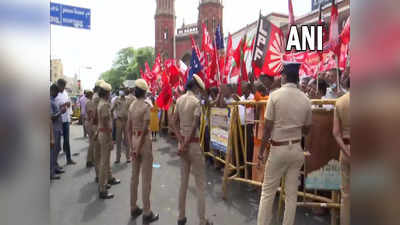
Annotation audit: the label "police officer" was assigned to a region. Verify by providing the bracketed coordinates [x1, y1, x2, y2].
[92, 80, 103, 181]
[172, 74, 213, 225]
[127, 79, 159, 223]
[84, 90, 95, 168]
[126, 87, 137, 109]
[333, 90, 350, 225]
[97, 81, 120, 199]
[111, 89, 130, 163]
[125, 87, 137, 153]
[257, 62, 312, 225]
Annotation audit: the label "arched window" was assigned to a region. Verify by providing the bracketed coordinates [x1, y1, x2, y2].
[212, 17, 216, 32]
[164, 28, 168, 40]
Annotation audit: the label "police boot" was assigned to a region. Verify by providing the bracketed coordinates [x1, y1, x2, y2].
[177, 217, 187, 225]
[99, 191, 114, 199]
[108, 177, 121, 185]
[143, 212, 159, 224]
[130, 207, 143, 219]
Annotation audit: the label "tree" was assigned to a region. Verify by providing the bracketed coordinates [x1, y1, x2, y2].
[101, 46, 155, 89]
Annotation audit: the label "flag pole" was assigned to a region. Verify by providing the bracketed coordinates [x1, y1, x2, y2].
[251, 10, 262, 66]
[214, 39, 221, 85]
[251, 10, 262, 81]
[335, 55, 340, 94]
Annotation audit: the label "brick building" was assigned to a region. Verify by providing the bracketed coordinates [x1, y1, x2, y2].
[154, 0, 223, 65]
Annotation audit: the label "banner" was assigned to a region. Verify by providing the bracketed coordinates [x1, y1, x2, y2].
[305, 159, 341, 190]
[210, 107, 230, 153]
[252, 15, 284, 77]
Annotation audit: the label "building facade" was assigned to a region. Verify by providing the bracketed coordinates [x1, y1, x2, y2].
[50, 59, 64, 83]
[155, 0, 223, 65]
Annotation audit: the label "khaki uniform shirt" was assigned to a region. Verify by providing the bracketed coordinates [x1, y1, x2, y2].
[126, 94, 137, 112]
[113, 96, 128, 120]
[128, 98, 151, 130]
[98, 99, 112, 130]
[175, 91, 201, 138]
[85, 99, 95, 123]
[265, 83, 312, 141]
[335, 92, 350, 138]
[92, 93, 101, 125]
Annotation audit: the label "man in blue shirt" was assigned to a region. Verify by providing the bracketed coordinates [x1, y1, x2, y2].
[50, 84, 66, 180]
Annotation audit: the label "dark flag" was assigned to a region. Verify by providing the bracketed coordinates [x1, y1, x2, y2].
[215, 24, 224, 50]
[187, 48, 203, 85]
[252, 13, 285, 77]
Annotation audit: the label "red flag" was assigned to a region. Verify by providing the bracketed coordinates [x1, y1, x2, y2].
[233, 38, 243, 68]
[262, 23, 285, 76]
[219, 56, 226, 84]
[201, 23, 214, 54]
[252, 16, 285, 78]
[241, 57, 248, 81]
[144, 62, 154, 81]
[340, 17, 350, 45]
[224, 34, 234, 77]
[324, 0, 341, 57]
[164, 59, 180, 87]
[237, 74, 242, 96]
[288, 0, 295, 26]
[339, 43, 349, 70]
[152, 54, 162, 78]
[191, 35, 201, 60]
[156, 71, 172, 110]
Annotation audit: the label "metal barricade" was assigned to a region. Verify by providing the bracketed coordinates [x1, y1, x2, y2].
[199, 99, 342, 225]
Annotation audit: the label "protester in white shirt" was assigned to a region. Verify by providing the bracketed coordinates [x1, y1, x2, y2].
[237, 81, 255, 177]
[55, 79, 76, 165]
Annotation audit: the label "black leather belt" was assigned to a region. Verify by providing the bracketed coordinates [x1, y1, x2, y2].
[271, 139, 301, 146]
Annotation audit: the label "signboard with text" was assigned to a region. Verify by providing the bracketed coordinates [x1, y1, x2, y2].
[50, 2, 91, 30]
[210, 107, 230, 153]
[305, 159, 341, 190]
[312, 0, 331, 11]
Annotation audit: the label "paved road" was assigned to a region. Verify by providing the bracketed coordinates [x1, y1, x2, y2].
[50, 124, 329, 225]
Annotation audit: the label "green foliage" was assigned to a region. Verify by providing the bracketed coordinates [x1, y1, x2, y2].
[101, 46, 155, 90]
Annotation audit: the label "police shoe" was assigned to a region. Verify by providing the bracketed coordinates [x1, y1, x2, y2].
[66, 160, 76, 165]
[130, 207, 143, 219]
[205, 220, 214, 225]
[177, 217, 187, 225]
[55, 168, 65, 174]
[86, 162, 94, 168]
[108, 177, 121, 185]
[99, 191, 114, 199]
[50, 175, 61, 180]
[143, 212, 159, 224]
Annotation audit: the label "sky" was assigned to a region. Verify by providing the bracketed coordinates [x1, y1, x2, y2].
[51, 0, 310, 90]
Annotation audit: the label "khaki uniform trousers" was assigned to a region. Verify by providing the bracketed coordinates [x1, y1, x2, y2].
[340, 152, 350, 225]
[85, 121, 94, 164]
[93, 126, 101, 178]
[98, 132, 113, 193]
[116, 118, 130, 161]
[131, 132, 153, 215]
[179, 142, 206, 225]
[257, 143, 304, 225]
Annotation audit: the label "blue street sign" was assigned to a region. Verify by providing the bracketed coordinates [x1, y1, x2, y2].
[50, 2, 91, 30]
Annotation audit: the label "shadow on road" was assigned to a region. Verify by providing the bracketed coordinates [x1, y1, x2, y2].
[78, 182, 97, 203]
[81, 199, 106, 223]
[73, 167, 92, 178]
